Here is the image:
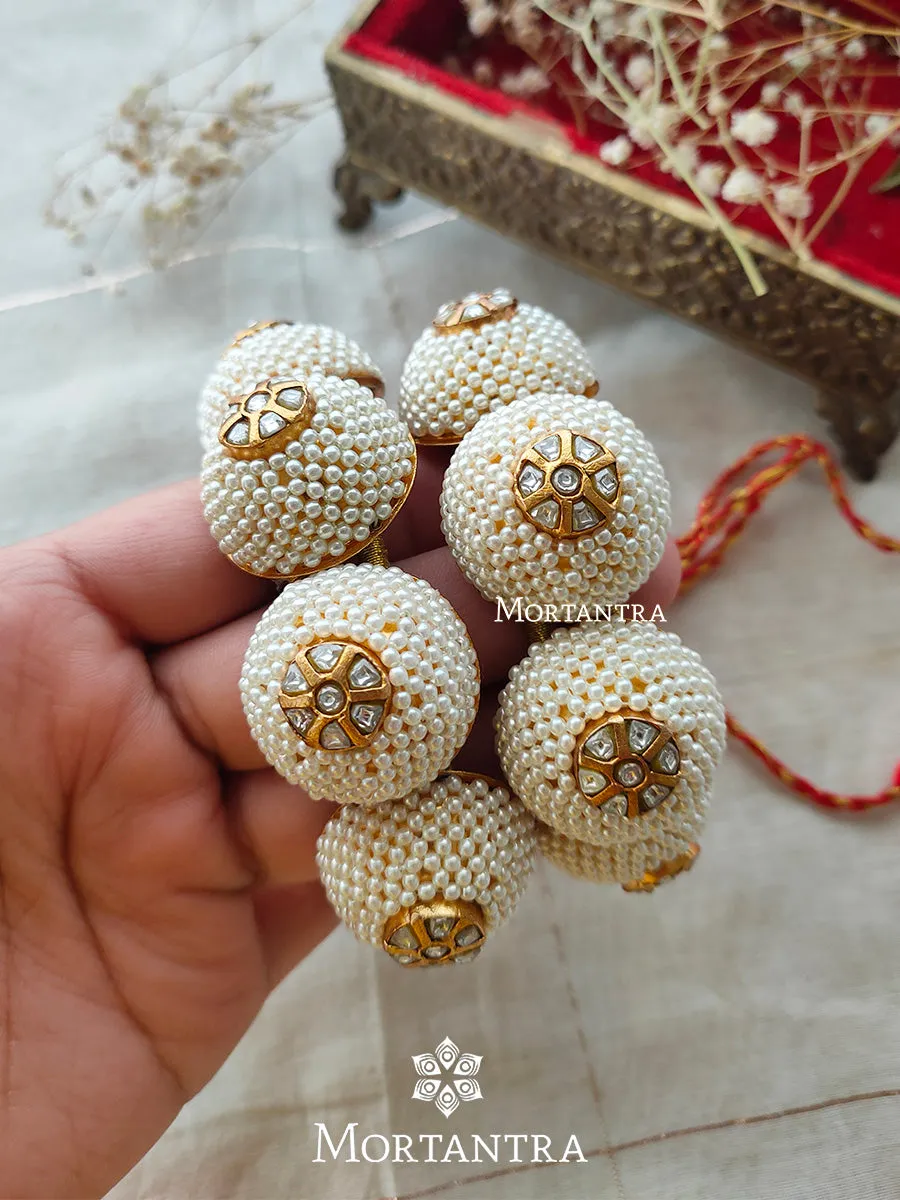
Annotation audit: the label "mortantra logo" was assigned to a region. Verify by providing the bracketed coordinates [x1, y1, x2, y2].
[411, 1036, 483, 1118]
[313, 1034, 587, 1166]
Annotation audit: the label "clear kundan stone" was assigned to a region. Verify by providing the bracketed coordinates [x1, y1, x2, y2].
[614, 759, 646, 788]
[350, 702, 383, 734]
[309, 643, 344, 672]
[518, 464, 544, 496]
[572, 500, 601, 531]
[320, 721, 352, 749]
[426, 916, 456, 940]
[285, 708, 314, 735]
[388, 925, 419, 951]
[348, 656, 383, 689]
[441, 394, 670, 612]
[198, 321, 383, 451]
[463, 303, 487, 320]
[584, 726, 615, 761]
[281, 663, 307, 694]
[534, 434, 561, 461]
[657, 743, 681, 774]
[400, 298, 596, 442]
[574, 435, 602, 462]
[496, 622, 726, 870]
[277, 387, 305, 410]
[531, 499, 561, 529]
[643, 783, 672, 809]
[395, 954, 416, 966]
[578, 768, 606, 797]
[628, 720, 657, 753]
[258, 411, 287, 437]
[225, 419, 250, 445]
[594, 467, 618, 497]
[455, 924, 482, 947]
[315, 683, 345, 715]
[245, 392, 268, 412]
[423, 945, 450, 960]
[242, 566, 480, 806]
[315, 774, 537, 951]
[551, 465, 582, 495]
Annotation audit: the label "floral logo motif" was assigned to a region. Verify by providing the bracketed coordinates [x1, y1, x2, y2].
[411, 1036, 483, 1119]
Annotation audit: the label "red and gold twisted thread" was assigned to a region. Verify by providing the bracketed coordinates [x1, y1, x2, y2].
[677, 433, 900, 812]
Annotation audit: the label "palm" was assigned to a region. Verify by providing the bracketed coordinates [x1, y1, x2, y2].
[0, 543, 276, 1197]
[0, 468, 679, 1199]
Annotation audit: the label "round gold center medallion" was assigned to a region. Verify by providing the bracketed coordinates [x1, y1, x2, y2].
[278, 640, 391, 751]
[218, 377, 314, 460]
[513, 429, 620, 538]
[383, 898, 486, 967]
[575, 712, 681, 818]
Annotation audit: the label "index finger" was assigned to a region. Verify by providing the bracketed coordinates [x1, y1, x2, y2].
[43, 449, 449, 647]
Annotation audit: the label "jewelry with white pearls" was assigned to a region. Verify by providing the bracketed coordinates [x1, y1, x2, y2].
[400, 289, 598, 445]
[441, 392, 671, 612]
[197, 297, 728, 971]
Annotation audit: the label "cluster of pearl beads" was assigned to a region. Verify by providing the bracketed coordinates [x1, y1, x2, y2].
[240, 565, 481, 807]
[441, 393, 671, 611]
[495, 622, 726, 884]
[538, 825, 701, 892]
[400, 290, 597, 445]
[199, 320, 383, 451]
[201, 374, 415, 578]
[316, 773, 537, 960]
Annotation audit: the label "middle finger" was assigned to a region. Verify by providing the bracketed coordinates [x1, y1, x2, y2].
[151, 546, 529, 772]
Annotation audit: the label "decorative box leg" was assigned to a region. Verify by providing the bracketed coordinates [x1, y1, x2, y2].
[333, 152, 405, 231]
[816, 387, 900, 482]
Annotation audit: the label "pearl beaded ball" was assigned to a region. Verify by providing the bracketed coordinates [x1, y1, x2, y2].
[199, 320, 383, 451]
[495, 622, 726, 879]
[316, 773, 538, 963]
[201, 374, 416, 578]
[538, 824, 701, 892]
[241, 565, 481, 806]
[441, 393, 671, 612]
[399, 289, 597, 445]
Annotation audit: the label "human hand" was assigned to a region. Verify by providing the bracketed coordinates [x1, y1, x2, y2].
[0, 449, 680, 1199]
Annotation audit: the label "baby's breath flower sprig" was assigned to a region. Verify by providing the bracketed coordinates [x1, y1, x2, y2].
[45, 2, 329, 269]
[463, 0, 900, 289]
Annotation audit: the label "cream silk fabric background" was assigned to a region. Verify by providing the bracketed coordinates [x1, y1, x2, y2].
[3, 2, 899, 1197]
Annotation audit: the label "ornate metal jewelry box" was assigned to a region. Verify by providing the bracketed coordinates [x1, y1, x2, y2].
[327, 0, 900, 479]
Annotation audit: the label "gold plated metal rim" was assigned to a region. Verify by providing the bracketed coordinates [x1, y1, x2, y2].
[412, 428, 466, 447]
[348, 371, 386, 399]
[228, 319, 294, 349]
[622, 844, 701, 893]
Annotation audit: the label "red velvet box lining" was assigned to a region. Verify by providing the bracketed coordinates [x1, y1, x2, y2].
[346, 0, 900, 299]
